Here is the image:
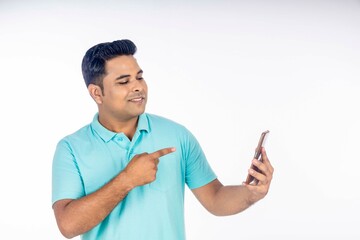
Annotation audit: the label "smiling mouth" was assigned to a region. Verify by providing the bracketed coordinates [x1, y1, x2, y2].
[129, 97, 145, 102]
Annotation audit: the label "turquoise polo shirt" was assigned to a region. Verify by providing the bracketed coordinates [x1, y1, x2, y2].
[52, 113, 216, 240]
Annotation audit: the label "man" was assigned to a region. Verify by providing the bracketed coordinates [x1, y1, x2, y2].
[52, 39, 274, 239]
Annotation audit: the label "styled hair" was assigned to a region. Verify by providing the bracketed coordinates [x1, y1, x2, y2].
[81, 39, 137, 90]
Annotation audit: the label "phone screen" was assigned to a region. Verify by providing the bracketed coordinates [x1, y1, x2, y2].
[245, 130, 270, 184]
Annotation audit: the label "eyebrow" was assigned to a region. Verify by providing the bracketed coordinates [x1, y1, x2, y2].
[115, 70, 143, 80]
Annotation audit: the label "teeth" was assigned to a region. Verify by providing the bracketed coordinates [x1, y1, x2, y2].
[131, 98, 142, 101]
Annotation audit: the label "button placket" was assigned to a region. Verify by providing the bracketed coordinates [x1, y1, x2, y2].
[126, 131, 143, 161]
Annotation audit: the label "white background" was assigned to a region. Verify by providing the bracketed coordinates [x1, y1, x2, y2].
[1, 0, 359, 239]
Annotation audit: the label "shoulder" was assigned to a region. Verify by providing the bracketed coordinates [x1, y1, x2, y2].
[57, 123, 92, 148]
[144, 113, 200, 145]
[145, 113, 188, 132]
[145, 113, 181, 124]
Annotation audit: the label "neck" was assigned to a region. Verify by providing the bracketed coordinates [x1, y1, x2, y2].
[98, 113, 139, 140]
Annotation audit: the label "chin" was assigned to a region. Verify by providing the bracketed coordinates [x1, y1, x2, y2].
[138, 108, 146, 115]
[132, 108, 146, 117]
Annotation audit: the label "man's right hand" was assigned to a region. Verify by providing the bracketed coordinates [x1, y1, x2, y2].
[124, 147, 176, 188]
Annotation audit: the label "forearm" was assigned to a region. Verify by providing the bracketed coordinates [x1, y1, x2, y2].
[210, 185, 255, 216]
[54, 171, 133, 238]
[193, 150, 273, 217]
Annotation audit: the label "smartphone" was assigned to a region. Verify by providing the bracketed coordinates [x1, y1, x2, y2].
[245, 130, 270, 184]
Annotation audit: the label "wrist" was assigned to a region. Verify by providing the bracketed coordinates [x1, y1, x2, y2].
[117, 170, 136, 192]
[242, 186, 257, 206]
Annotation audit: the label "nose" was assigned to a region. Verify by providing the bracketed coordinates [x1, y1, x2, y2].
[133, 81, 141, 92]
[132, 78, 145, 92]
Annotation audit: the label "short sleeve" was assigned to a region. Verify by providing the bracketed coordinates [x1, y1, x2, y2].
[184, 130, 217, 189]
[52, 139, 85, 204]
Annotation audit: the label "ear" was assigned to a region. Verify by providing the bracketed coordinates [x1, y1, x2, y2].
[88, 84, 103, 104]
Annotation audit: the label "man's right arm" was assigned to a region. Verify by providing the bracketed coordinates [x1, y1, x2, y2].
[53, 171, 133, 239]
[52, 148, 175, 239]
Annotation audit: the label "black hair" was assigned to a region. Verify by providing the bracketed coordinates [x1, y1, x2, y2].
[81, 39, 137, 90]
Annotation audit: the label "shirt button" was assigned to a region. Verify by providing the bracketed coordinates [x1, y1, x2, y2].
[117, 137, 123, 141]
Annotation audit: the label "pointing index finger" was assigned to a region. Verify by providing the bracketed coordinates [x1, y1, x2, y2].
[150, 147, 176, 159]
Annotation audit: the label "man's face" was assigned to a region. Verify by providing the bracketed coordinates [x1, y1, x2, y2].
[98, 55, 148, 121]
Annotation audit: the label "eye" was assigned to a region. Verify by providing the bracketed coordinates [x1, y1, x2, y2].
[118, 81, 129, 85]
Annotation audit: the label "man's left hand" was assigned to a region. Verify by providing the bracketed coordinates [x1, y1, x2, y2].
[243, 147, 274, 203]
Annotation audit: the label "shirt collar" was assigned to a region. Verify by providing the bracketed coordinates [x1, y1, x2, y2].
[90, 113, 150, 143]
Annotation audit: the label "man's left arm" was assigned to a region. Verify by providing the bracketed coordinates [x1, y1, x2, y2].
[191, 148, 274, 216]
